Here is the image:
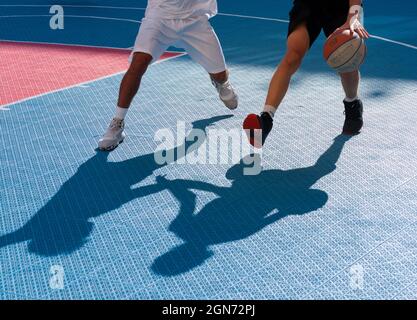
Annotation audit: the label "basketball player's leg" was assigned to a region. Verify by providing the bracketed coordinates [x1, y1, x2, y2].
[180, 17, 238, 110]
[265, 23, 310, 110]
[117, 52, 153, 109]
[330, 4, 366, 100]
[325, 2, 368, 135]
[243, 23, 311, 148]
[98, 19, 170, 151]
[339, 70, 364, 135]
[340, 70, 360, 101]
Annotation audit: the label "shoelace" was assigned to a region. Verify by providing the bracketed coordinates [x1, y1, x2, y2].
[110, 118, 123, 129]
[215, 81, 234, 98]
[222, 81, 232, 91]
[212, 79, 230, 89]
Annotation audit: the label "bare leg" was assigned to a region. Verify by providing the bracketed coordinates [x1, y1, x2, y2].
[243, 24, 310, 147]
[98, 52, 153, 150]
[265, 23, 310, 110]
[117, 52, 153, 108]
[210, 70, 228, 83]
[340, 70, 360, 100]
[340, 69, 363, 135]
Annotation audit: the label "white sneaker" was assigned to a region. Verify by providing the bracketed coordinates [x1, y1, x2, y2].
[212, 78, 238, 110]
[98, 118, 126, 151]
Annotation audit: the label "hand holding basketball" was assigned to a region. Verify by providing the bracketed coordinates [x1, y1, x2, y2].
[323, 29, 367, 73]
[346, 13, 369, 39]
[338, 9, 369, 39]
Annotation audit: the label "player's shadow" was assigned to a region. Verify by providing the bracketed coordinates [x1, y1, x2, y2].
[151, 134, 352, 276]
[0, 115, 232, 256]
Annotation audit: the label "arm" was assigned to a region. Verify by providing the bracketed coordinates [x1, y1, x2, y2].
[130, 183, 166, 198]
[156, 175, 227, 196]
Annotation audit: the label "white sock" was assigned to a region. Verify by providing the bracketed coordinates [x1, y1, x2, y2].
[115, 106, 129, 120]
[344, 96, 359, 103]
[263, 105, 277, 118]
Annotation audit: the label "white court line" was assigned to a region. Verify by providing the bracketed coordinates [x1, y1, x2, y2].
[0, 39, 133, 51]
[218, 9, 417, 50]
[0, 4, 416, 52]
[369, 35, 417, 51]
[218, 12, 289, 24]
[0, 14, 141, 24]
[0, 51, 186, 109]
[0, 4, 146, 10]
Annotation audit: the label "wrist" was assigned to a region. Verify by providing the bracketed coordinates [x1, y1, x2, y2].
[349, 4, 363, 16]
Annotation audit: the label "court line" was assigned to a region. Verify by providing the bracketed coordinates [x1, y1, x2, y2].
[217, 13, 417, 51]
[219, 12, 417, 50]
[0, 50, 186, 109]
[370, 35, 417, 51]
[0, 39, 133, 51]
[0, 71, 122, 109]
[0, 14, 141, 24]
[0, 4, 146, 10]
[217, 12, 290, 24]
[1, 4, 417, 52]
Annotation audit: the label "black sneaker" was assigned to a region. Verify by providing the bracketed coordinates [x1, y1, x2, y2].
[343, 99, 363, 135]
[243, 112, 273, 148]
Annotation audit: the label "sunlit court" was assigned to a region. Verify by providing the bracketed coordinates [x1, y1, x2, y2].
[1, 0, 417, 301]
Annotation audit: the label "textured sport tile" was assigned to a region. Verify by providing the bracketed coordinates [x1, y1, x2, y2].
[1, 2, 417, 300]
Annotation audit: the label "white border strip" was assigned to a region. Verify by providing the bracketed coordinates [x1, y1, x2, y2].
[0, 4, 146, 10]
[0, 39, 132, 51]
[218, 12, 289, 24]
[0, 14, 141, 24]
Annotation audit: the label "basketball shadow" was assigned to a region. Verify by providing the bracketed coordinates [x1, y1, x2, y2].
[0, 115, 232, 256]
[150, 134, 352, 276]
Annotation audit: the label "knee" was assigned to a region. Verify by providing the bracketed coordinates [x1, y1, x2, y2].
[127, 53, 152, 77]
[340, 70, 360, 80]
[281, 50, 304, 73]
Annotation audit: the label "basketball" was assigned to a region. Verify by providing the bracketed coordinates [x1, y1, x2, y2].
[323, 29, 367, 73]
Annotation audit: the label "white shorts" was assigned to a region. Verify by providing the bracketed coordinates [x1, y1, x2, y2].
[131, 16, 227, 74]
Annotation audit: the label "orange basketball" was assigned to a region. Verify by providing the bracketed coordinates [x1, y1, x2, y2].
[323, 29, 367, 73]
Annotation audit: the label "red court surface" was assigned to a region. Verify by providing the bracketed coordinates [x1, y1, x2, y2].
[0, 41, 183, 107]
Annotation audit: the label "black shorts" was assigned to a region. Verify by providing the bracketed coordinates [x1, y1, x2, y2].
[287, 0, 350, 47]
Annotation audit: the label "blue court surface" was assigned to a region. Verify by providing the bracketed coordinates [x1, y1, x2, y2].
[1, 0, 417, 300]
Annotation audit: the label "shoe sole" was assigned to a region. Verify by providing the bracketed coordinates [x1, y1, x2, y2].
[342, 122, 363, 136]
[98, 136, 125, 152]
[221, 97, 238, 110]
[243, 114, 263, 148]
[342, 130, 361, 136]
